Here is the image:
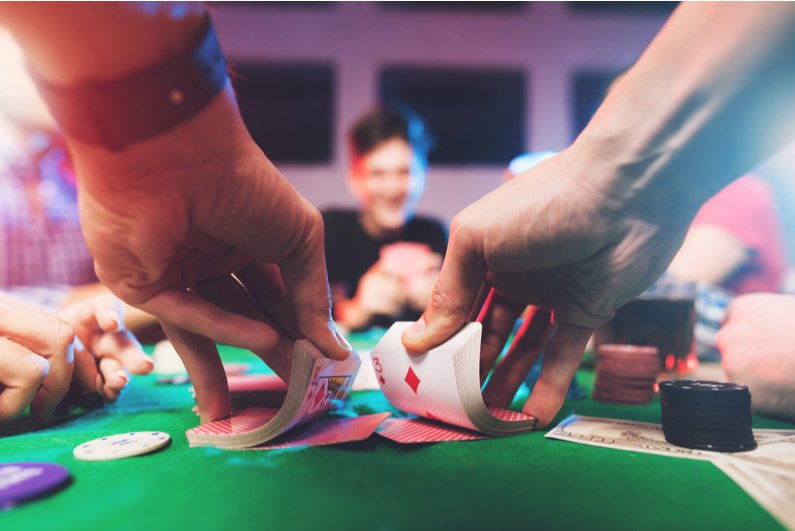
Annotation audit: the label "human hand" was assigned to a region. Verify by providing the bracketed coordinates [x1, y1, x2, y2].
[717, 293, 795, 422]
[68, 87, 350, 420]
[161, 263, 298, 423]
[60, 293, 154, 402]
[406, 253, 442, 311]
[355, 261, 408, 319]
[0, 293, 75, 424]
[401, 150, 692, 426]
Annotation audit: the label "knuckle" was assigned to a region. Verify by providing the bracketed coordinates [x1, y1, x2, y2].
[22, 354, 50, 382]
[303, 205, 325, 242]
[450, 208, 481, 244]
[53, 319, 76, 353]
[429, 282, 468, 320]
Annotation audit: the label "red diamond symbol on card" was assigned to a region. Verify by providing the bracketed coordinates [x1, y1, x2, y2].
[404, 367, 420, 394]
[379, 375, 386, 385]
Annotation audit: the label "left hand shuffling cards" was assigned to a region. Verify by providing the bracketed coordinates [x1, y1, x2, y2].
[186, 340, 363, 450]
[371, 322, 536, 443]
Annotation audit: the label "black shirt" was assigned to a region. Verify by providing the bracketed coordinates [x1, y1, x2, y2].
[323, 208, 448, 326]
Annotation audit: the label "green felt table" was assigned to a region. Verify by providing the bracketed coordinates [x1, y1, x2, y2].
[1, 334, 792, 531]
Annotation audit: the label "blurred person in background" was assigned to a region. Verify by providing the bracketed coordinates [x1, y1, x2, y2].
[0, 29, 154, 425]
[323, 107, 447, 332]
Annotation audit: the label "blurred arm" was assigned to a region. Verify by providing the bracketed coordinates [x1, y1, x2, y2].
[0, 3, 204, 85]
[577, 2, 795, 221]
[666, 225, 749, 285]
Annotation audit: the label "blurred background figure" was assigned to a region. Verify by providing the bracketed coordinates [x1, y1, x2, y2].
[0, 28, 158, 338]
[0, 29, 157, 423]
[323, 107, 447, 332]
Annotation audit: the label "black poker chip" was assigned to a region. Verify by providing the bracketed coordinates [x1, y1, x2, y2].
[659, 380, 756, 453]
[662, 415, 752, 433]
[660, 406, 752, 424]
[663, 426, 755, 443]
[659, 380, 749, 395]
[662, 435, 758, 453]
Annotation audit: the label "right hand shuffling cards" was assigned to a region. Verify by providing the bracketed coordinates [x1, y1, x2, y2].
[372, 322, 536, 443]
[185, 340, 383, 450]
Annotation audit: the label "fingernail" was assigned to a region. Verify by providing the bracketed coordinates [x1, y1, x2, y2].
[404, 318, 426, 341]
[108, 310, 121, 325]
[335, 329, 352, 351]
[116, 370, 130, 383]
[142, 353, 156, 368]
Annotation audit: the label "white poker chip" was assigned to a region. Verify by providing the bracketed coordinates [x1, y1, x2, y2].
[73, 432, 171, 461]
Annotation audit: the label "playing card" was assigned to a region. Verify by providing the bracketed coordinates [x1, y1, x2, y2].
[186, 340, 361, 449]
[376, 407, 532, 444]
[373, 322, 475, 430]
[372, 322, 536, 437]
[379, 242, 435, 292]
[351, 349, 381, 391]
[187, 408, 390, 450]
[253, 413, 391, 450]
[226, 374, 288, 395]
[376, 417, 489, 443]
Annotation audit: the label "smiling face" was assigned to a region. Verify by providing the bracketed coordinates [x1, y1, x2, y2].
[349, 137, 426, 236]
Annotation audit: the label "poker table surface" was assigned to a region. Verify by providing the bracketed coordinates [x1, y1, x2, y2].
[2, 331, 793, 531]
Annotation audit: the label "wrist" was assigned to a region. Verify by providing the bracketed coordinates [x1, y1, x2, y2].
[568, 115, 715, 230]
[69, 84, 254, 191]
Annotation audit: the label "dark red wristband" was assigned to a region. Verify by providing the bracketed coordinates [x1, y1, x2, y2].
[30, 16, 228, 152]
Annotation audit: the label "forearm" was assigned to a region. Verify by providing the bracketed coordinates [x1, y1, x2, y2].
[0, 2, 249, 190]
[574, 2, 795, 223]
[0, 2, 204, 85]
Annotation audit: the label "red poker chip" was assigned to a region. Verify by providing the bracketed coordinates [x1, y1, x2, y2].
[597, 344, 659, 359]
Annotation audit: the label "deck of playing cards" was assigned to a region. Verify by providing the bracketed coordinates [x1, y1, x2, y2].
[186, 340, 361, 449]
[371, 322, 536, 440]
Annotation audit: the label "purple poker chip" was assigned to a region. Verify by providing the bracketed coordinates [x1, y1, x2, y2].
[0, 462, 70, 508]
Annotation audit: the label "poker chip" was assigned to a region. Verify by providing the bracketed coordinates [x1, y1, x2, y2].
[73, 432, 171, 461]
[0, 462, 70, 508]
[659, 380, 756, 453]
[592, 344, 660, 405]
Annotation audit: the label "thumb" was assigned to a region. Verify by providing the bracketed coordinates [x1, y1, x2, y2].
[402, 215, 487, 353]
[278, 209, 352, 360]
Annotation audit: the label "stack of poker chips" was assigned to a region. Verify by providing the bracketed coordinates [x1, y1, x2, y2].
[592, 344, 660, 405]
[660, 380, 756, 452]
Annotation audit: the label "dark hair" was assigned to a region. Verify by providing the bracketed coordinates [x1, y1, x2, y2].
[348, 107, 409, 157]
[348, 107, 432, 162]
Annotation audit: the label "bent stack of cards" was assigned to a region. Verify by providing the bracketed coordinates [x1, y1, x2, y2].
[186, 340, 362, 450]
[371, 322, 536, 442]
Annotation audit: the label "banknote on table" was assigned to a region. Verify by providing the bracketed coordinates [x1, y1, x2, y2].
[713, 457, 795, 530]
[545, 415, 795, 460]
[547, 415, 795, 529]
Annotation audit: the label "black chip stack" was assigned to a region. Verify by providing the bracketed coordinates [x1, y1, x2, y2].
[660, 380, 756, 452]
[593, 344, 660, 405]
